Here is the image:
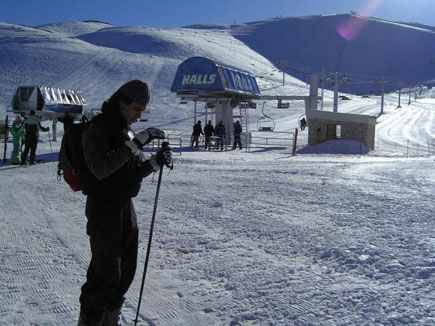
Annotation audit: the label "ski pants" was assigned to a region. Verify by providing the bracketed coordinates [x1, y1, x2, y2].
[21, 135, 38, 164]
[204, 136, 212, 150]
[233, 135, 242, 149]
[11, 137, 22, 164]
[192, 135, 200, 148]
[79, 196, 138, 320]
[216, 136, 224, 150]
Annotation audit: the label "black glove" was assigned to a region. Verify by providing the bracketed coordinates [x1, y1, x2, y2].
[150, 143, 173, 170]
[157, 146, 173, 168]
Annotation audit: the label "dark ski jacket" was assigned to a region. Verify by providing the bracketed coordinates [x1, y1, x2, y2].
[234, 123, 242, 135]
[204, 123, 215, 137]
[192, 123, 204, 137]
[215, 123, 226, 137]
[81, 101, 155, 198]
[18, 116, 48, 141]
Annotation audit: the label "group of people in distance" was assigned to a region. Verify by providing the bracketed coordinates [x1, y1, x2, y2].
[191, 119, 243, 151]
[9, 110, 50, 165]
[9, 111, 83, 166]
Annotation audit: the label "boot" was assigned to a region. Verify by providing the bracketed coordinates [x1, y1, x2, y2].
[77, 310, 102, 326]
[100, 306, 122, 326]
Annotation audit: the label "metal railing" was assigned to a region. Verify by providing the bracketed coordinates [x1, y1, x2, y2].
[248, 131, 295, 153]
[144, 131, 297, 156]
[375, 138, 435, 157]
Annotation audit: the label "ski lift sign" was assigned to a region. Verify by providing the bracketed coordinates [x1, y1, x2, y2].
[171, 57, 261, 96]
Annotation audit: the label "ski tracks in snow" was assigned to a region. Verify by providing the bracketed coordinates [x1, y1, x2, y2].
[127, 156, 435, 325]
[0, 163, 87, 325]
[1, 140, 435, 325]
[375, 101, 435, 155]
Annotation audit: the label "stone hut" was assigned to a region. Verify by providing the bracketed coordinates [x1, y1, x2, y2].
[307, 110, 377, 150]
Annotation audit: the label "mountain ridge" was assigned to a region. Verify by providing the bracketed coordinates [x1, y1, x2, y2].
[1, 14, 433, 119]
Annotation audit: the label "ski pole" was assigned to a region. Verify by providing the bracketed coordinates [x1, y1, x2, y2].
[47, 130, 53, 153]
[134, 142, 170, 326]
[3, 115, 9, 164]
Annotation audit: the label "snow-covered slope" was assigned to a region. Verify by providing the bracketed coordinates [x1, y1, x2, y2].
[188, 14, 435, 94]
[1, 97, 435, 325]
[1, 17, 435, 326]
[36, 20, 113, 37]
[0, 20, 307, 134]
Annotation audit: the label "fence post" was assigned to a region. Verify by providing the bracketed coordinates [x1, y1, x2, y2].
[292, 128, 298, 156]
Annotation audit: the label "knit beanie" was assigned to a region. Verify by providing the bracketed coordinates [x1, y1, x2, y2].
[117, 80, 150, 107]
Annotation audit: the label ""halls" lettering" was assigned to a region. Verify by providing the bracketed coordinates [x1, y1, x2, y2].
[182, 74, 216, 85]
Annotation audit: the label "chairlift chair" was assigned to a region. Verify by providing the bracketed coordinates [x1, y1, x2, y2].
[257, 102, 275, 132]
[277, 100, 290, 109]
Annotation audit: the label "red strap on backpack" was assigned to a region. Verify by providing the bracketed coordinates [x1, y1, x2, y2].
[62, 168, 84, 192]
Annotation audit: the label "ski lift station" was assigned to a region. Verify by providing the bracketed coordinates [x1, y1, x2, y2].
[171, 56, 261, 143]
[11, 86, 86, 118]
[171, 56, 322, 147]
[9, 85, 88, 141]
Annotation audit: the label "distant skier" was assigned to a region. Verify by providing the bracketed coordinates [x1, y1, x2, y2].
[19, 110, 49, 165]
[10, 115, 24, 165]
[204, 120, 215, 150]
[191, 120, 204, 149]
[300, 117, 307, 131]
[215, 121, 226, 151]
[232, 120, 243, 150]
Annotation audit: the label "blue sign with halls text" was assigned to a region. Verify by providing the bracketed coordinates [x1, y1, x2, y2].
[171, 57, 260, 96]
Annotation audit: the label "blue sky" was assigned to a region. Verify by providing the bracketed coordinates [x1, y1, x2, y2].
[1, 0, 434, 28]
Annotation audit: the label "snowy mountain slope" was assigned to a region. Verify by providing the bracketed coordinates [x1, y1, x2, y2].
[0, 21, 111, 108]
[36, 20, 113, 37]
[1, 16, 435, 326]
[0, 20, 307, 134]
[192, 14, 435, 94]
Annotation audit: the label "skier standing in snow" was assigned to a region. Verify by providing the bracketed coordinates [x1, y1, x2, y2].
[232, 120, 243, 150]
[77, 80, 172, 326]
[10, 115, 24, 165]
[215, 121, 226, 151]
[19, 110, 49, 165]
[191, 120, 204, 149]
[204, 120, 215, 150]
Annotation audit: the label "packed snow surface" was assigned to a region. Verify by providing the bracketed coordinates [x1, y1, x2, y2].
[0, 18, 435, 326]
[1, 98, 435, 325]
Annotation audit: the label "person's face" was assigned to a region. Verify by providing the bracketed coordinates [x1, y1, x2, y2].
[119, 101, 146, 125]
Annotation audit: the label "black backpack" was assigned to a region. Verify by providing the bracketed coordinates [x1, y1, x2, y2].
[57, 122, 91, 192]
